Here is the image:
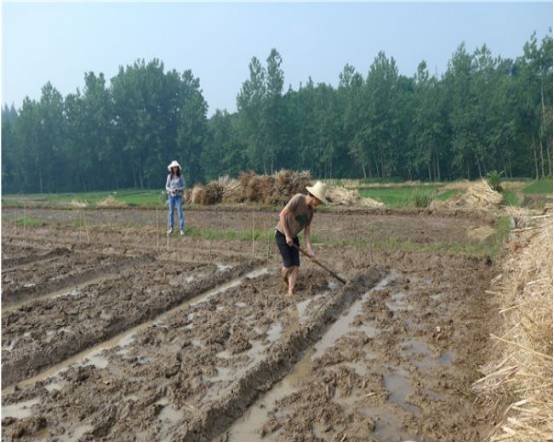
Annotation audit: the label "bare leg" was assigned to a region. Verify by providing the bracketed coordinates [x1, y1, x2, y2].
[287, 266, 299, 296]
[281, 267, 290, 285]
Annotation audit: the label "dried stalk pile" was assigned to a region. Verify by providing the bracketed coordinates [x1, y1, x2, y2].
[431, 180, 502, 211]
[473, 213, 552, 441]
[326, 186, 384, 208]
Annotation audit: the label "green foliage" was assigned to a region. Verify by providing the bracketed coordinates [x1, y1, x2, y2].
[434, 189, 461, 201]
[523, 178, 553, 194]
[358, 185, 440, 207]
[501, 190, 520, 206]
[486, 170, 504, 192]
[14, 216, 43, 227]
[1, 32, 552, 193]
[412, 190, 433, 208]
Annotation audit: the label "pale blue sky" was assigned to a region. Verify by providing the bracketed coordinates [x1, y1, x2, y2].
[2, 2, 552, 114]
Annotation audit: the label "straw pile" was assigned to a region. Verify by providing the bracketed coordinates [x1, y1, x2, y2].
[96, 196, 127, 208]
[430, 180, 502, 211]
[186, 170, 312, 205]
[69, 200, 88, 208]
[473, 213, 552, 441]
[326, 186, 384, 208]
[218, 175, 242, 202]
[190, 186, 207, 205]
[203, 182, 225, 205]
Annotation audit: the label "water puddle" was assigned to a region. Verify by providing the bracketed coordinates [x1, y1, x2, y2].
[383, 369, 420, 416]
[400, 339, 455, 370]
[156, 397, 185, 440]
[227, 273, 392, 441]
[266, 322, 282, 343]
[439, 350, 455, 364]
[386, 292, 413, 312]
[216, 263, 233, 272]
[79, 353, 109, 369]
[44, 379, 66, 392]
[295, 293, 327, 324]
[4, 266, 270, 393]
[2, 398, 40, 419]
[227, 350, 314, 441]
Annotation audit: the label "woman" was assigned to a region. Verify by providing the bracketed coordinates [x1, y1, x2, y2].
[165, 160, 185, 235]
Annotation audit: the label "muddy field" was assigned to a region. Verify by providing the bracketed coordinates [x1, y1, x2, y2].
[1, 207, 499, 441]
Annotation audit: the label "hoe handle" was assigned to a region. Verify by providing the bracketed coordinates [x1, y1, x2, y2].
[293, 244, 347, 284]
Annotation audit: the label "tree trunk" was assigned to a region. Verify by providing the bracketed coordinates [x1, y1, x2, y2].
[546, 145, 552, 177]
[533, 143, 540, 179]
[539, 139, 546, 178]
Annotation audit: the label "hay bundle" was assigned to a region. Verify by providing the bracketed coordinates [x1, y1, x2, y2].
[203, 182, 224, 205]
[326, 186, 359, 205]
[272, 169, 312, 204]
[221, 178, 242, 202]
[97, 196, 127, 208]
[359, 197, 386, 208]
[240, 171, 275, 203]
[326, 186, 384, 208]
[69, 200, 88, 208]
[184, 189, 192, 204]
[431, 180, 502, 211]
[191, 185, 207, 205]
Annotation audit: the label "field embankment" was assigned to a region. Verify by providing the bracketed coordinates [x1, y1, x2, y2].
[473, 211, 553, 441]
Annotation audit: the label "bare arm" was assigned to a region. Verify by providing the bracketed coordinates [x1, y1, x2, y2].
[279, 207, 294, 245]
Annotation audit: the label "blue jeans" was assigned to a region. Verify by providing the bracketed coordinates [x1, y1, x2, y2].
[168, 195, 185, 231]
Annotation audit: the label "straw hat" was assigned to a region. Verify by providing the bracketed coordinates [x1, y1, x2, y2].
[306, 181, 328, 204]
[167, 160, 181, 172]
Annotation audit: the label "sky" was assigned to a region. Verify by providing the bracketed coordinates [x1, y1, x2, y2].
[2, 1, 552, 115]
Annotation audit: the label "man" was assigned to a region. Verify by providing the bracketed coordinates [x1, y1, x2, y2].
[275, 181, 328, 296]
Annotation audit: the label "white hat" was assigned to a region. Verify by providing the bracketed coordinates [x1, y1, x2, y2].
[306, 181, 328, 204]
[167, 161, 181, 172]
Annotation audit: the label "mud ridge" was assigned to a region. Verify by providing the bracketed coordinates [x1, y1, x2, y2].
[3, 234, 262, 263]
[2, 255, 154, 307]
[2, 262, 259, 388]
[178, 269, 383, 441]
[2, 247, 70, 269]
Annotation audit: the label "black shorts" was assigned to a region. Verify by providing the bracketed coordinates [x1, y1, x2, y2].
[275, 230, 300, 268]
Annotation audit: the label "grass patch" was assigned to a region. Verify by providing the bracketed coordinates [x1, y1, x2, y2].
[358, 185, 441, 207]
[434, 189, 461, 201]
[523, 178, 552, 194]
[13, 216, 44, 228]
[501, 190, 520, 206]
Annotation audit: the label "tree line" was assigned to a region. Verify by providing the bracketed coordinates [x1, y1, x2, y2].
[2, 32, 552, 194]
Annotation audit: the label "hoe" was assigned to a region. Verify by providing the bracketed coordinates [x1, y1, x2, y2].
[293, 244, 347, 284]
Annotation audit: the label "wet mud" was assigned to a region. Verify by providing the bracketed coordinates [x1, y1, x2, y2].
[2, 260, 255, 387]
[1, 209, 498, 441]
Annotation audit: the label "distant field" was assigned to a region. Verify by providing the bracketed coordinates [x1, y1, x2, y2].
[2, 178, 551, 209]
[2, 189, 163, 208]
[522, 178, 553, 194]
